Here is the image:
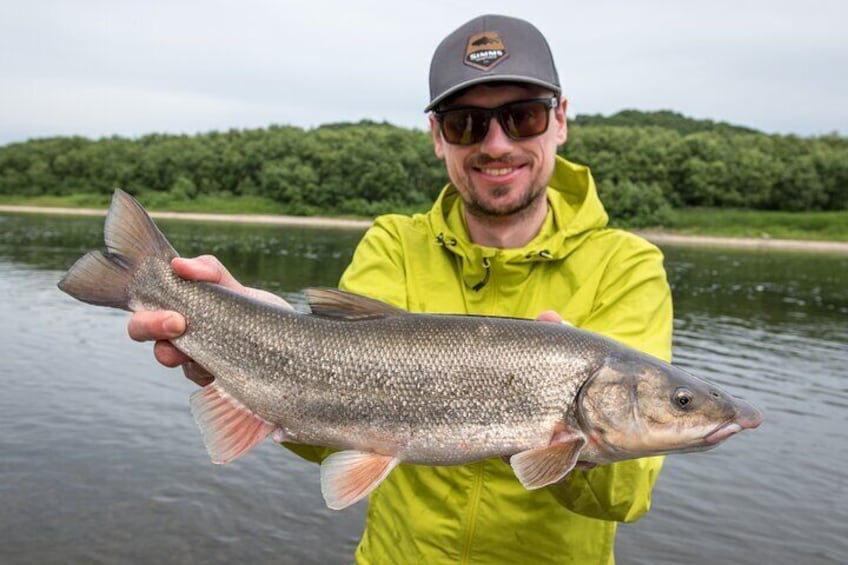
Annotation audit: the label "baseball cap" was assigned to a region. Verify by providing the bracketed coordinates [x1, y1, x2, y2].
[425, 14, 561, 112]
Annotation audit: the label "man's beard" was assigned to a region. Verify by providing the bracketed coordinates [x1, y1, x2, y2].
[461, 154, 551, 218]
[463, 182, 547, 218]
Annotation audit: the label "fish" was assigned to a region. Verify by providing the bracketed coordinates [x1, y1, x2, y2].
[58, 189, 763, 510]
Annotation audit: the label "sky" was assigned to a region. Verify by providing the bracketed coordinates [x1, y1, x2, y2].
[1, 0, 846, 145]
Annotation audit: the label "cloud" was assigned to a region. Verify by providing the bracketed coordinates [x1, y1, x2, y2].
[1, 0, 845, 144]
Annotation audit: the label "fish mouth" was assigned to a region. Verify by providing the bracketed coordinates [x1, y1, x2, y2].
[704, 421, 743, 445]
[704, 401, 764, 445]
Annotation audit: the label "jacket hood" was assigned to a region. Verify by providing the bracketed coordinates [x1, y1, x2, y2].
[427, 156, 609, 289]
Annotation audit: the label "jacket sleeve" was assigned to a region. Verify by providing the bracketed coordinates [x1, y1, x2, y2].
[280, 218, 407, 463]
[548, 236, 673, 522]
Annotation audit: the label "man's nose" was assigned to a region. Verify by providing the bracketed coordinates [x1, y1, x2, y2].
[478, 116, 513, 157]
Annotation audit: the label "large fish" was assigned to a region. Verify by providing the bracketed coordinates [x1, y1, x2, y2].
[59, 189, 763, 510]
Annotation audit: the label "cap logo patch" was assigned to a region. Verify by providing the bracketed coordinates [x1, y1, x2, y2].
[464, 32, 508, 71]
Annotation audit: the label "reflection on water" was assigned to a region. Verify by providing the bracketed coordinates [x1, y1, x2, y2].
[666, 245, 848, 331]
[617, 246, 847, 565]
[0, 213, 365, 293]
[1, 212, 846, 564]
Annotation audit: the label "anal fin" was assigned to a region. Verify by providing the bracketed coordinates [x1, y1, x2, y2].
[320, 450, 400, 510]
[189, 384, 275, 463]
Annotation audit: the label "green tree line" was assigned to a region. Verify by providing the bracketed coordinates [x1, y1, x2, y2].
[0, 111, 845, 220]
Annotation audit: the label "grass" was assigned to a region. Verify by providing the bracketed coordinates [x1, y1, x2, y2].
[663, 208, 848, 241]
[0, 193, 115, 208]
[0, 192, 290, 214]
[2, 194, 847, 242]
[134, 192, 292, 215]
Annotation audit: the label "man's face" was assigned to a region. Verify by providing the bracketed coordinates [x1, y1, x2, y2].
[430, 83, 568, 219]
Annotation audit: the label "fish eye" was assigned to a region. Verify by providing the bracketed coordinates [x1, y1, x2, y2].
[673, 388, 694, 410]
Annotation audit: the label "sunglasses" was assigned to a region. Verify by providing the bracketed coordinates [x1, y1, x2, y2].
[434, 97, 558, 146]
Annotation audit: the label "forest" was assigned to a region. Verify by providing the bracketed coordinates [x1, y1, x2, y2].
[0, 110, 845, 227]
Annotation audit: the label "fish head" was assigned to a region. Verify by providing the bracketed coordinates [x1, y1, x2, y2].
[576, 351, 763, 461]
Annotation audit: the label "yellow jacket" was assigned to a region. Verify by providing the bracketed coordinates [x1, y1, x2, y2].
[290, 156, 672, 564]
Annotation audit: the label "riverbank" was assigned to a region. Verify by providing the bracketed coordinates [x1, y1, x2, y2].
[2, 203, 847, 254]
[0, 203, 373, 230]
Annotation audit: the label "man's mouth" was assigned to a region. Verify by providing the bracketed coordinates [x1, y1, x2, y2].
[479, 167, 515, 177]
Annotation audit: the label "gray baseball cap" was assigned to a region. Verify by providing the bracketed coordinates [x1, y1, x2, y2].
[425, 14, 561, 112]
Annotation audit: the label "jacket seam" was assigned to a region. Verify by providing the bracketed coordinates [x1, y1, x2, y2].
[459, 463, 485, 564]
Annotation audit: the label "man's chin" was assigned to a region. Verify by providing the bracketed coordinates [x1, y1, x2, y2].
[465, 187, 545, 218]
[467, 197, 534, 218]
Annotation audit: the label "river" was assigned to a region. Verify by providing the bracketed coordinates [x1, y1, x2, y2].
[1, 212, 845, 564]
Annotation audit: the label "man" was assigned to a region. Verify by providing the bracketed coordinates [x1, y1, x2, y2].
[130, 14, 672, 564]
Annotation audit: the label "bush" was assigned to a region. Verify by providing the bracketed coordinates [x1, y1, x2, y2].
[597, 179, 674, 228]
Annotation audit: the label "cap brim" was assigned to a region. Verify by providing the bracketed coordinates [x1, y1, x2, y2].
[424, 76, 561, 112]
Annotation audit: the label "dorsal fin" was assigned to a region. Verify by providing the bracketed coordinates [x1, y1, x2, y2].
[305, 288, 407, 320]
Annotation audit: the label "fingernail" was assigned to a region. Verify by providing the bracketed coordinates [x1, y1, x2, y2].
[163, 314, 184, 336]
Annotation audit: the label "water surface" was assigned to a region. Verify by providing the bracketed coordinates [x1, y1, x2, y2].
[1, 213, 845, 564]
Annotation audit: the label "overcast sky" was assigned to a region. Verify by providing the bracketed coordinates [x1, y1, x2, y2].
[1, 1, 846, 145]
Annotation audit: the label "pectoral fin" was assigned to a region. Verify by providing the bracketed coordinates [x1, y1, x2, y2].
[320, 450, 400, 510]
[510, 431, 587, 490]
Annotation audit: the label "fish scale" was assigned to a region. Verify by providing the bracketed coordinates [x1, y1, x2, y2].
[58, 189, 763, 510]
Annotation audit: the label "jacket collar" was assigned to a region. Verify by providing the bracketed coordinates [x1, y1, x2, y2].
[427, 156, 609, 289]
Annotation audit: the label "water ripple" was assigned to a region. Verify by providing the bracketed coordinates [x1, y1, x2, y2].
[2, 220, 846, 565]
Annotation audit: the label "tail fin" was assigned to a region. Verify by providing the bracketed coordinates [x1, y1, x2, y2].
[57, 189, 178, 310]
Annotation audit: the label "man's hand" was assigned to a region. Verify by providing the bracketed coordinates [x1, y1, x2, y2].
[127, 255, 291, 386]
[536, 310, 564, 324]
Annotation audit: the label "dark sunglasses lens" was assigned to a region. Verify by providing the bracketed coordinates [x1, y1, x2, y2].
[440, 109, 488, 145]
[500, 101, 550, 139]
[439, 99, 553, 145]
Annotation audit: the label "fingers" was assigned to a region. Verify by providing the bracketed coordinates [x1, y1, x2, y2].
[244, 287, 294, 310]
[535, 310, 575, 326]
[171, 256, 244, 291]
[153, 340, 191, 367]
[182, 361, 214, 387]
[153, 340, 213, 386]
[128, 310, 185, 342]
[128, 255, 280, 389]
[536, 310, 563, 324]
[172, 255, 291, 308]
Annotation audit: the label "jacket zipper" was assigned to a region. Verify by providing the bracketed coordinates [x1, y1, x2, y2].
[460, 259, 497, 563]
[460, 462, 485, 564]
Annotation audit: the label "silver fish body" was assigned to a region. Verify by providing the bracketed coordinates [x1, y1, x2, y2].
[147, 275, 603, 464]
[59, 190, 763, 510]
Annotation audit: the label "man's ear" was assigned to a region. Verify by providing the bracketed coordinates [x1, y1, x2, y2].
[554, 97, 568, 146]
[429, 114, 446, 160]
